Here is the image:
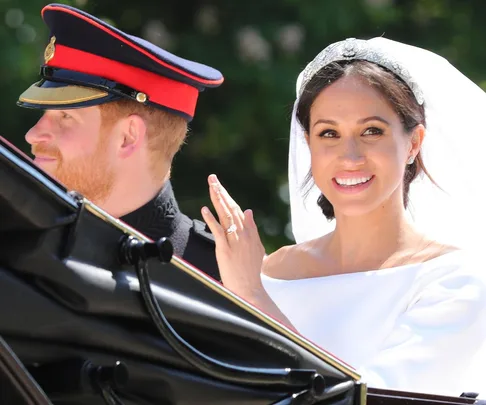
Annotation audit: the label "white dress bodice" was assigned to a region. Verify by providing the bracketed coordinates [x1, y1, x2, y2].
[261, 250, 486, 397]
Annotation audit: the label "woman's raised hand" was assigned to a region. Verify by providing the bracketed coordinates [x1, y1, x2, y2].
[201, 174, 265, 299]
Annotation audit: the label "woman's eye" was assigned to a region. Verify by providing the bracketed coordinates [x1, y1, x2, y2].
[363, 127, 383, 136]
[318, 130, 337, 138]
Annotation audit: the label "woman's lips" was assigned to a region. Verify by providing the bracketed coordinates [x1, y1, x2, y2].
[332, 175, 375, 194]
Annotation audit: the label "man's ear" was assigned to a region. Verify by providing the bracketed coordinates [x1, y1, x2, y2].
[117, 114, 147, 159]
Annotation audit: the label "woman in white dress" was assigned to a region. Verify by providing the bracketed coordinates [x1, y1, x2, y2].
[200, 37, 486, 397]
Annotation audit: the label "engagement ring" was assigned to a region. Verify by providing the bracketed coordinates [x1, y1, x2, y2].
[225, 224, 237, 235]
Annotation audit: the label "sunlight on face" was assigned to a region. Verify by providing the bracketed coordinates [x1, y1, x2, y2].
[307, 75, 412, 218]
[25, 106, 116, 204]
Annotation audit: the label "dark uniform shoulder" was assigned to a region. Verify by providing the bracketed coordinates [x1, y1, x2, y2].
[178, 217, 220, 281]
[191, 219, 216, 244]
[120, 181, 220, 281]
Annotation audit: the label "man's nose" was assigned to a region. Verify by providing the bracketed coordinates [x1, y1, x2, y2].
[25, 114, 55, 145]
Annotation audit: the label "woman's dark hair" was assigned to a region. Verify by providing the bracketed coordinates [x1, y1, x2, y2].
[297, 59, 435, 220]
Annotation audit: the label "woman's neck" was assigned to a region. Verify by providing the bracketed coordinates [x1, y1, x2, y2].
[327, 200, 428, 273]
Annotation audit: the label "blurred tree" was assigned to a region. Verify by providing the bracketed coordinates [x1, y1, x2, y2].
[1, 0, 485, 252]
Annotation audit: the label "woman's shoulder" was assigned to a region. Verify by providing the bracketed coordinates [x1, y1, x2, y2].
[262, 244, 299, 276]
[262, 238, 323, 279]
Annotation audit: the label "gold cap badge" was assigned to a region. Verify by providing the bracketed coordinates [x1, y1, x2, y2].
[136, 92, 147, 103]
[44, 36, 56, 63]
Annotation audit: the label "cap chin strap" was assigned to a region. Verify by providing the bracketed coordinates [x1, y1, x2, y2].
[40, 66, 142, 102]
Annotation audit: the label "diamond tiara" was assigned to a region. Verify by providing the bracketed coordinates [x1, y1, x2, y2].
[298, 38, 424, 105]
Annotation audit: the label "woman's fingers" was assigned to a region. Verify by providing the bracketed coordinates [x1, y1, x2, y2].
[244, 209, 257, 235]
[201, 206, 228, 247]
[208, 175, 244, 231]
[208, 174, 245, 227]
[208, 180, 239, 231]
[244, 209, 265, 254]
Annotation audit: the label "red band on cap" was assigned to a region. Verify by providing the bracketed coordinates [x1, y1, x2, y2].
[47, 44, 199, 118]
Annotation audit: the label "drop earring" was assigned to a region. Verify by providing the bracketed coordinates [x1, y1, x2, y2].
[407, 156, 415, 165]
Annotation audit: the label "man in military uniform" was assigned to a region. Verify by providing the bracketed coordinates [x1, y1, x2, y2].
[16, 4, 222, 280]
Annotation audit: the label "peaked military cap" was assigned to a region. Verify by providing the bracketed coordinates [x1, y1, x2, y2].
[17, 3, 224, 121]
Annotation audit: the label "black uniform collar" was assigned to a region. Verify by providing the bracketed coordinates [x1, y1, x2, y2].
[119, 180, 182, 240]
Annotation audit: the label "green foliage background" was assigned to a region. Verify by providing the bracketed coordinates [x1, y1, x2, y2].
[1, 0, 485, 253]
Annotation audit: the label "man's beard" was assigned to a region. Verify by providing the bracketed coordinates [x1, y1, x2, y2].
[32, 135, 116, 205]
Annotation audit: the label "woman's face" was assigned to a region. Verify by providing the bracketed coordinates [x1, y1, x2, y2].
[306, 74, 422, 219]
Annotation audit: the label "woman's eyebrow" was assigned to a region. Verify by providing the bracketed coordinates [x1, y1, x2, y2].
[312, 115, 391, 128]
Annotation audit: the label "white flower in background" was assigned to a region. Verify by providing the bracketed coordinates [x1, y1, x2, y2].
[17, 24, 36, 43]
[262, 216, 279, 237]
[276, 24, 304, 54]
[237, 26, 271, 63]
[195, 5, 219, 35]
[5, 9, 36, 44]
[5, 8, 24, 28]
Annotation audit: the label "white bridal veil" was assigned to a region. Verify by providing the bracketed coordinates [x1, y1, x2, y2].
[289, 37, 486, 251]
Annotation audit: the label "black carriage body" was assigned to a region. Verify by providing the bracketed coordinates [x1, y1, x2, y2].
[0, 136, 478, 405]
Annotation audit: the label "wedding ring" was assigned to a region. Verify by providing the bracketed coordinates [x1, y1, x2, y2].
[225, 223, 237, 235]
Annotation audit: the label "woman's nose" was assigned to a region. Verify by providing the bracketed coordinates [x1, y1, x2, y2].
[339, 137, 366, 166]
